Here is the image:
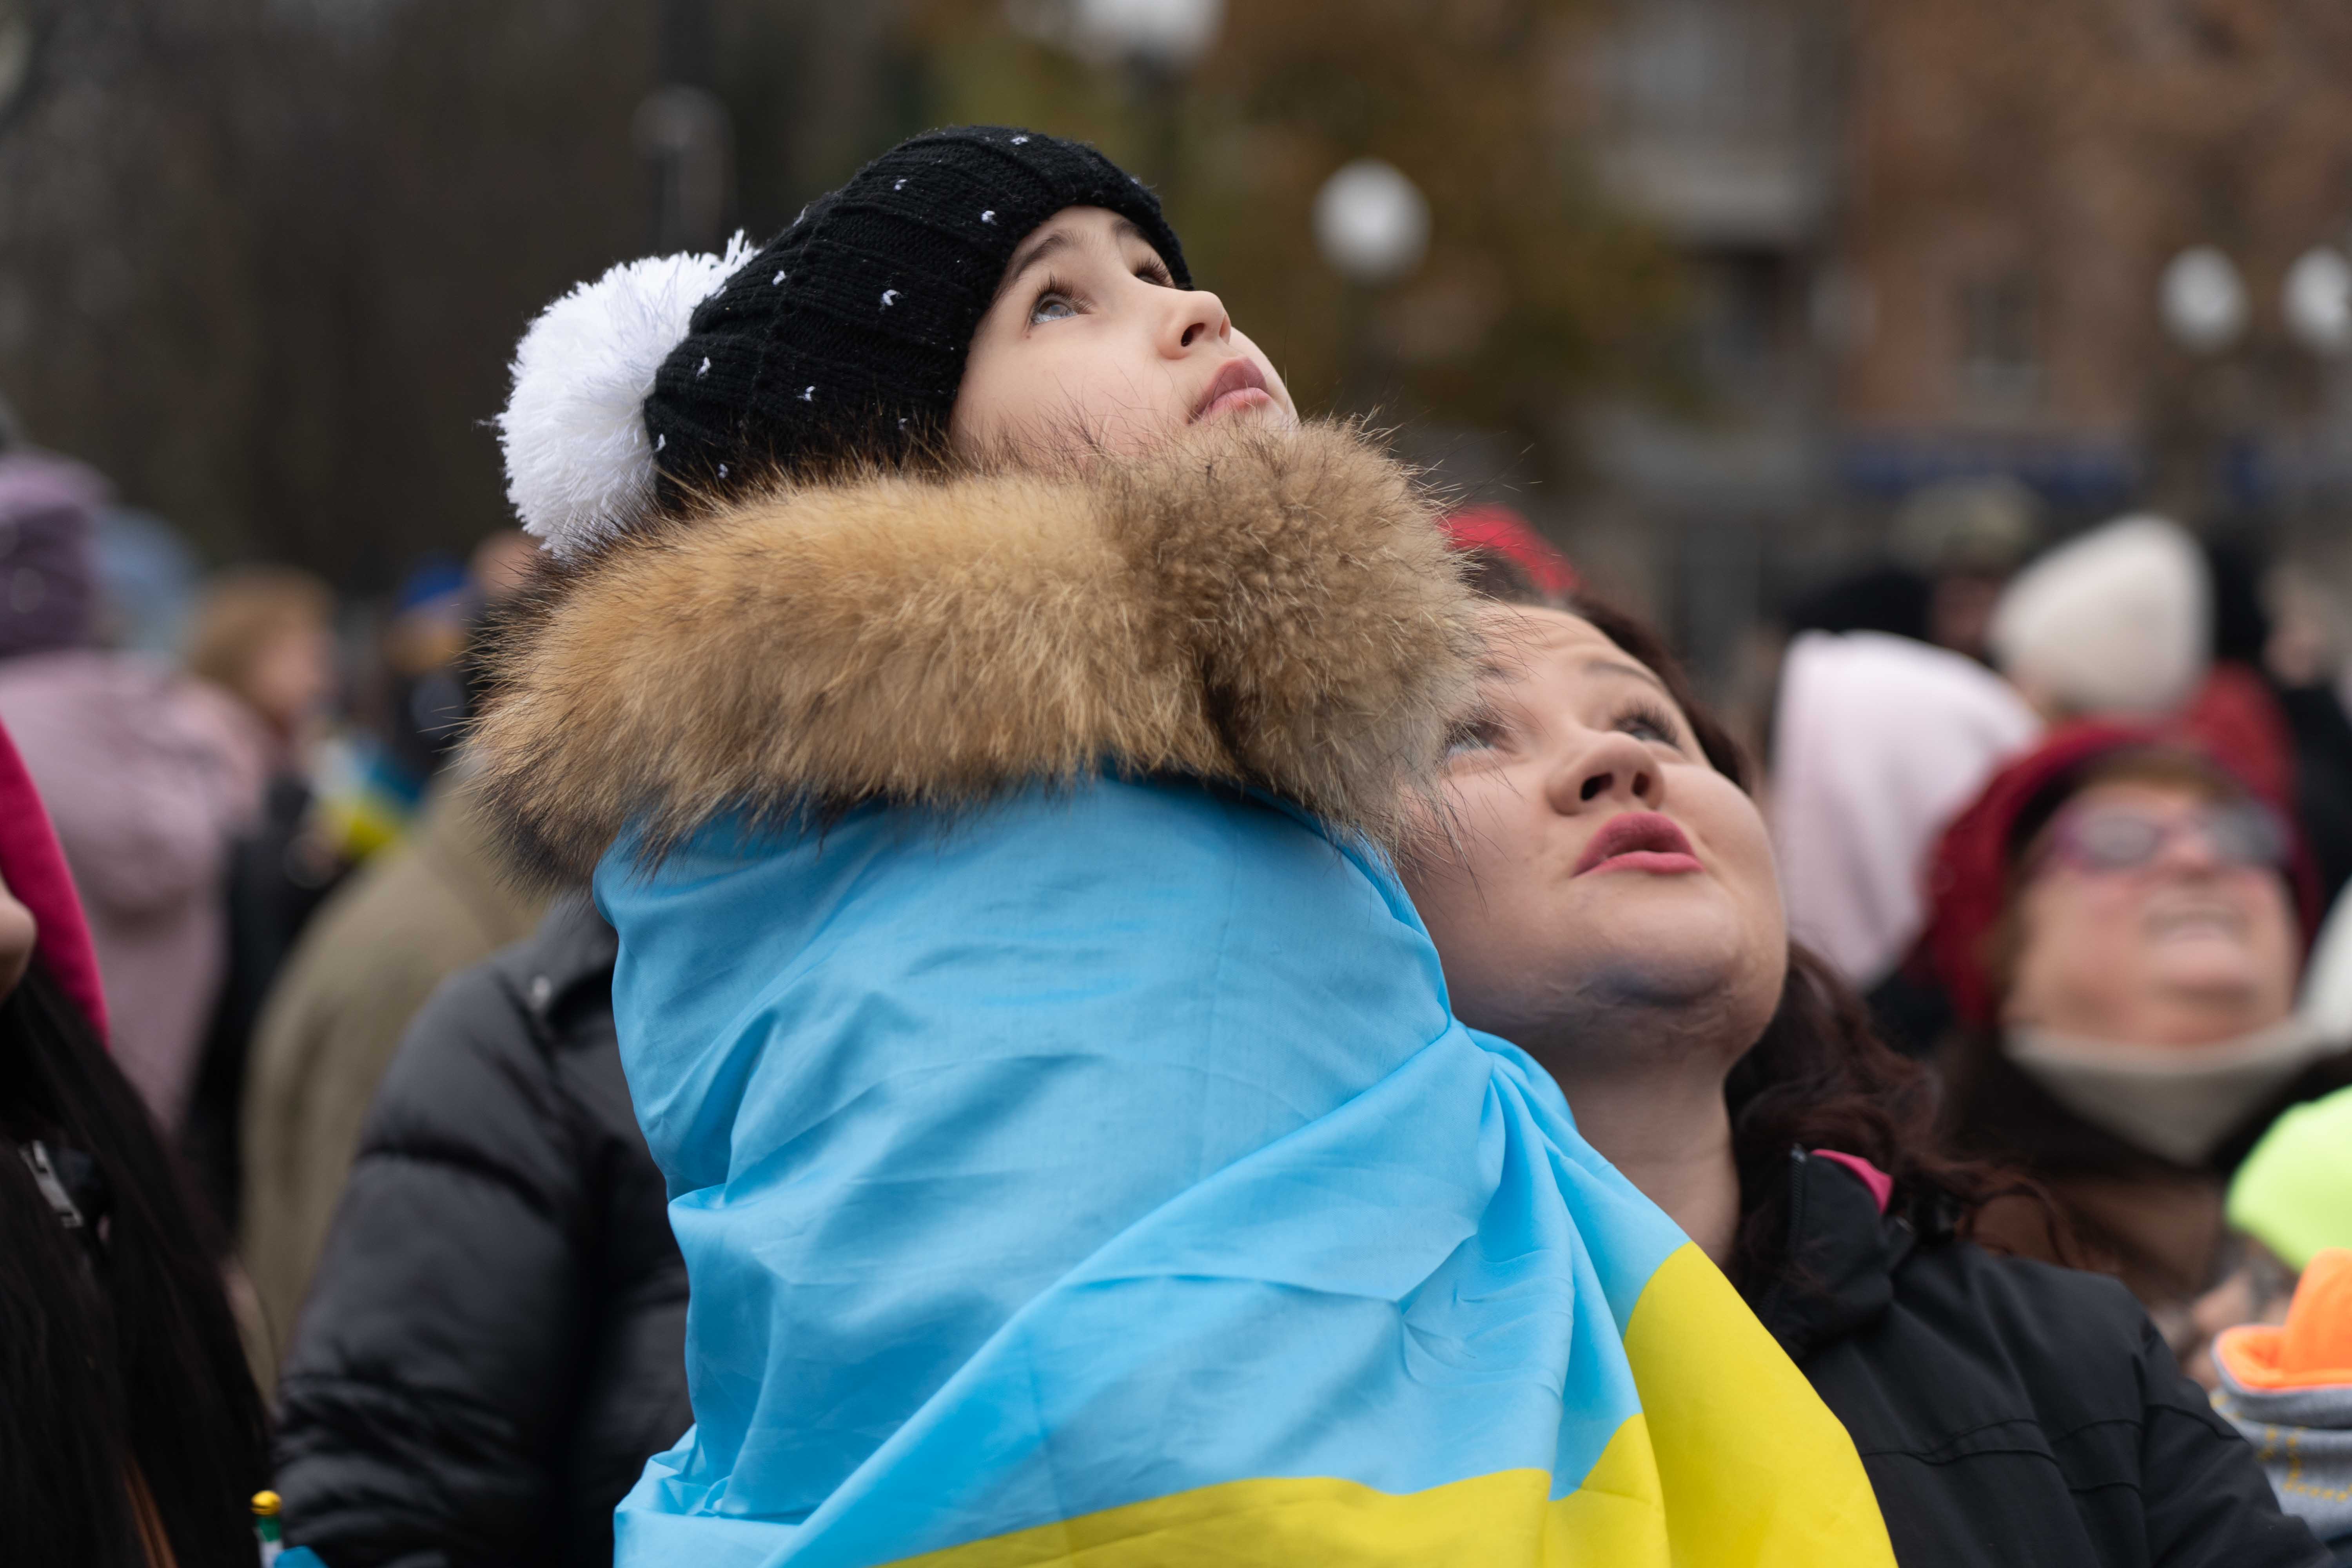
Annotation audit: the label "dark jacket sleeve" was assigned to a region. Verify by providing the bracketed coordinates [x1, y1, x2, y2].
[2134, 1319, 2333, 1568]
[272, 962, 592, 1568]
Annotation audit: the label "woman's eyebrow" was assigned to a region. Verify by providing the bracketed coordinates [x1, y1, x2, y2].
[1582, 657, 1670, 694]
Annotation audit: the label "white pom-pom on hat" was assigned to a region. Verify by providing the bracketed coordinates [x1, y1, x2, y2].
[497, 234, 752, 558]
[1988, 513, 2210, 718]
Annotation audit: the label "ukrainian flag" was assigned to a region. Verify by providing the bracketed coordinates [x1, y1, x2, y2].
[599, 780, 1894, 1567]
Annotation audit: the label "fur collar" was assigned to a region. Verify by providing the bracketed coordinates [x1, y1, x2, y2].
[468, 420, 1479, 880]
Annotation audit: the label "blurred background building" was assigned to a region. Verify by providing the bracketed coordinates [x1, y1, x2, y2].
[3, 0, 2350, 697]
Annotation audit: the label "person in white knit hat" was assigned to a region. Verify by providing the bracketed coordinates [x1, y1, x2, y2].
[1989, 514, 2212, 720]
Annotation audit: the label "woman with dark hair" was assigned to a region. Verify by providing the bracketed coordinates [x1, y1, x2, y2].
[0, 716, 271, 1566]
[1401, 563, 2331, 1566]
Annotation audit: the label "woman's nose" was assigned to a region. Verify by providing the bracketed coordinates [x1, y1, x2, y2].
[2154, 822, 2226, 877]
[1546, 731, 1662, 815]
[1165, 287, 1231, 355]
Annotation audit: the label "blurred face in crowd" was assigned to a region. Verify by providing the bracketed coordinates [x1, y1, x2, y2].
[951, 206, 1297, 464]
[2004, 776, 2299, 1046]
[1405, 607, 1786, 1077]
[242, 617, 338, 739]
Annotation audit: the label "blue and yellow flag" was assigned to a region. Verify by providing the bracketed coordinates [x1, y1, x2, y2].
[599, 779, 1895, 1567]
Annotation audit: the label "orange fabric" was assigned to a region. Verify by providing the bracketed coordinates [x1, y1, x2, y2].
[2218, 1249, 2352, 1390]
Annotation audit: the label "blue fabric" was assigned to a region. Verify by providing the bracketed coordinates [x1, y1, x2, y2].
[597, 778, 1690, 1567]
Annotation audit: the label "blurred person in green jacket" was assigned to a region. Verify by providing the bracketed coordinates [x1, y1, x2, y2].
[238, 774, 545, 1376]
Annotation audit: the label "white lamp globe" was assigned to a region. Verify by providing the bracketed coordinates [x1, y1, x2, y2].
[2283, 246, 2352, 354]
[1314, 159, 1431, 285]
[2160, 245, 2249, 353]
[1071, 0, 1225, 69]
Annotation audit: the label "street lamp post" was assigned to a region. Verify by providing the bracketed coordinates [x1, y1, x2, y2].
[2159, 246, 2249, 354]
[2154, 241, 2352, 519]
[1313, 158, 1431, 412]
[1067, 0, 1225, 70]
[2151, 244, 2254, 518]
[2283, 246, 2352, 356]
[1313, 159, 1432, 286]
[638, 0, 733, 252]
[1041, 0, 1225, 196]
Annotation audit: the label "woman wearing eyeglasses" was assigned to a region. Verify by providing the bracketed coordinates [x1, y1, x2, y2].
[1924, 724, 2352, 1366]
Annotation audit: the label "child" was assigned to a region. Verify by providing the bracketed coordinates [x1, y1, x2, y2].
[472, 127, 1894, 1566]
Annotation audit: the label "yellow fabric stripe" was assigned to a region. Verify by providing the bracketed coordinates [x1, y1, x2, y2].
[1626, 1242, 1896, 1567]
[884, 1243, 1895, 1567]
[1547, 1411, 1671, 1564]
[887, 1455, 1608, 1567]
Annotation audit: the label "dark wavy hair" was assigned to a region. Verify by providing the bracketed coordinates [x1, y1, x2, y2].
[1458, 547, 2027, 1290]
[0, 962, 270, 1566]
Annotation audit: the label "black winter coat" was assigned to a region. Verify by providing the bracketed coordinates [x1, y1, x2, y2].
[1761, 1149, 2329, 1568]
[272, 899, 689, 1568]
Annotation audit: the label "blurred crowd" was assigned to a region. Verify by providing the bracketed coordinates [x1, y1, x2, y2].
[1767, 480, 2352, 1361]
[0, 434, 544, 1373]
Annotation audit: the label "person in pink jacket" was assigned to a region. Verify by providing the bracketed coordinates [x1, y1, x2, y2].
[0, 448, 263, 1129]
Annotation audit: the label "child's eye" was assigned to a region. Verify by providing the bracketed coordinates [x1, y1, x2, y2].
[1031, 291, 1078, 325]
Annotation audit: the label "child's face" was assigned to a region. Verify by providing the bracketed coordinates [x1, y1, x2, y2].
[950, 206, 1297, 463]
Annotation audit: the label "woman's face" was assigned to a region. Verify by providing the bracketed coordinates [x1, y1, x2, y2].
[243, 619, 338, 737]
[950, 206, 1298, 464]
[1405, 607, 1787, 1072]
[2004, 779, 2299, 1045]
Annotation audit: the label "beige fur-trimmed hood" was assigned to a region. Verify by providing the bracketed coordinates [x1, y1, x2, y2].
[468, 419, 1480, 880]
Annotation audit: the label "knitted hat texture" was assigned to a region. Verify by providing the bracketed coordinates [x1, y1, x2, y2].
[499, 127, 1188, 557]
[647, 126, 1189, 509]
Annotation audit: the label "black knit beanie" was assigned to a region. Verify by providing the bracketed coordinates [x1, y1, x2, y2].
[644, 127, 1189, 505]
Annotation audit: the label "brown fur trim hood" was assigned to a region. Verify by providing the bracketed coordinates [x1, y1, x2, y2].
[468, 419, 1480, 880]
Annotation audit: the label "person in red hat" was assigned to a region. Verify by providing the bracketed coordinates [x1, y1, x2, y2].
[1926, 721, 2352, 1352]
[0, 714, 269, 1566]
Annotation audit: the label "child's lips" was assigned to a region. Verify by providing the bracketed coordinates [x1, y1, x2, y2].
[1199, 386, 1276, 421]
[1192, 358, 1270, 421]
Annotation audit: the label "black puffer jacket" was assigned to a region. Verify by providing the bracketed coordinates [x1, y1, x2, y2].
[1762, 1149, 2329, 1568]
[272, 899, 688, 1568]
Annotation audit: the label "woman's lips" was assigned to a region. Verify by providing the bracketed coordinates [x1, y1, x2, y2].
[1193, 358, 1273, 421]
[1574, 811, 1702, 877]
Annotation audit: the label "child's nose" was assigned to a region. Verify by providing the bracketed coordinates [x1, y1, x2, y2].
[1168, 289, 1230, 354]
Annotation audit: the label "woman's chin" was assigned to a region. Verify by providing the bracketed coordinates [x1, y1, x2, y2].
[1572, 910, 1764, 1013]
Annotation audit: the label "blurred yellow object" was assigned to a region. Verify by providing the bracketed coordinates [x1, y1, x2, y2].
[2229, 1085, 2352, 1270]
[253, 1490, 281, 1515]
